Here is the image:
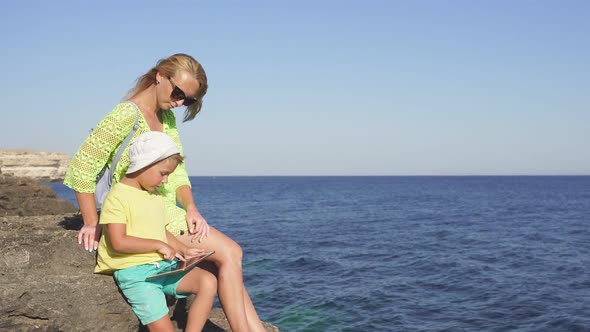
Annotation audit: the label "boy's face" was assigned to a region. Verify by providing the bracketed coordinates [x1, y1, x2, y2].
[137, 158, 180, 192]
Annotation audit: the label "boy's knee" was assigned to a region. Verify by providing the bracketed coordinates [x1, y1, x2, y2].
[203, 273, 217, 290]
[147, 316, 175, 332]
[202, 271, 218, 290]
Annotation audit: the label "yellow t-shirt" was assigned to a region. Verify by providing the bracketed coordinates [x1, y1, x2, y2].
[95, 182, 170, 275]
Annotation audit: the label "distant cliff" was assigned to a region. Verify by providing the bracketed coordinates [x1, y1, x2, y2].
[0, 150, 69, 182]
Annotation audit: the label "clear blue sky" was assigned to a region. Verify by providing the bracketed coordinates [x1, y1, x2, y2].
[1, 1, 588, 175]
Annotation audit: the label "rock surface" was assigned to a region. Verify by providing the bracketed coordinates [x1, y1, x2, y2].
[0, 174, 78, 217]
[0, 178, 279, 332]
[0, 150, 69, 182]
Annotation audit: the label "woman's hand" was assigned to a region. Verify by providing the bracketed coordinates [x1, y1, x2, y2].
[176, 185, 210, 243]
[186, 208, 210, 243]
[78, 224, 101, 252]
[74, 192, 101, 252]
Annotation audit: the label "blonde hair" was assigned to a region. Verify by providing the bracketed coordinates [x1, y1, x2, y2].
[167, 153, 185, 165]
[126, 53, 208, 122]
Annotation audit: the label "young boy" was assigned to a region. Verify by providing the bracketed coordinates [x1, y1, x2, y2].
[94, 131, 216, 331]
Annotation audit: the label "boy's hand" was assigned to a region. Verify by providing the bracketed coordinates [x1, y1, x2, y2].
[183, 247, 206, 260]
[157, 244, 177, 261]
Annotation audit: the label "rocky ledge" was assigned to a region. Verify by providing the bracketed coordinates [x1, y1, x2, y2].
[0, 174, 77, 217]
[0, 150, 70, 182]
[0, 176, 279, 332]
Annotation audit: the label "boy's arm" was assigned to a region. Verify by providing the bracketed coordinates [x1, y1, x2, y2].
[107, 223, 175, 260]
[165, 231, 185, 251]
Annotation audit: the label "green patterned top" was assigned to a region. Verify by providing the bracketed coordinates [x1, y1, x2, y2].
[64, 102, 190, 235]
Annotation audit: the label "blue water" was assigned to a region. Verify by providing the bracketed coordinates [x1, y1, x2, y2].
[46, 176, 590, 332]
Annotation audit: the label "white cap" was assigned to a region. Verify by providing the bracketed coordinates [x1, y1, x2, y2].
[126, 131, 180, 174]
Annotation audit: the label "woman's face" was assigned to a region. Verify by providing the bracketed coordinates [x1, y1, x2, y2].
[157, 70, 200, 110]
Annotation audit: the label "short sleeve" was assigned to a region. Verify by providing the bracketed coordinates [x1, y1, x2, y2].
[99, 191, 128, 225]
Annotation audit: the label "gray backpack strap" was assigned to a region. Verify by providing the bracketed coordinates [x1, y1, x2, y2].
[107, 106, 141, 186]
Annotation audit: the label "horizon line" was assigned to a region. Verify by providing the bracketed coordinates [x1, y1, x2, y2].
[185, 174, 590, 177]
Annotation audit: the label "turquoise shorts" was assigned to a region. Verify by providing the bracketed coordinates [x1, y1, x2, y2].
[114, 259, 190, 325]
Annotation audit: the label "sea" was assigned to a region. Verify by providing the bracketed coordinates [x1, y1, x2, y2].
[45, 176, 590, 332]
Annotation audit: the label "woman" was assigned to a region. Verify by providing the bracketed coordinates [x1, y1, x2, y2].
[64, 53, 265, 332]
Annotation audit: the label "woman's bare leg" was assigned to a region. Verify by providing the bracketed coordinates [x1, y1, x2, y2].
[198, 261, 265, 332]
[243, 289, 266, 331]
[177, 226, 265, 332]
[176, 268, 217, 331]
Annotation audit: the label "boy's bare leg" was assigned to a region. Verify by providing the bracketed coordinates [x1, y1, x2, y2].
[147, 316, 174, 332]
[177, 268, 218, 331]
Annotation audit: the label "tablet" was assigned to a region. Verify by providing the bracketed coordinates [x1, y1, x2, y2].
[145, 251, 215, 280]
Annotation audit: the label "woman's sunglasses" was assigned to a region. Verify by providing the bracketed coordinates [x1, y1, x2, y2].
[168, 77, 198, 106]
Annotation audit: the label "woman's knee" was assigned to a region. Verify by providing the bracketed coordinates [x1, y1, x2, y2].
[229, 241, 243, 261]
[209, 227, 243, 259]
[214, 237, 243, 264]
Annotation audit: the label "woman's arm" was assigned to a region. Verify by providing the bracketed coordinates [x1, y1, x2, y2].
[64, 103, 140, 193]
[65, 103, 143, 252]
[176, 185, 198, 215]
[161, 109, 210, 241]
[177, 185, 210, 242]
[75, 192, 100, 251]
